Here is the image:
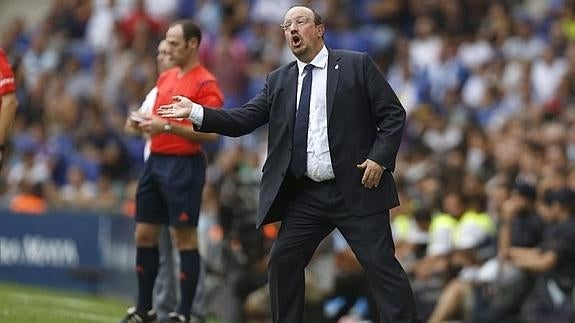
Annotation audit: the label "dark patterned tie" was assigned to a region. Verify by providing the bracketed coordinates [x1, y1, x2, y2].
[290, 64, 314, 178]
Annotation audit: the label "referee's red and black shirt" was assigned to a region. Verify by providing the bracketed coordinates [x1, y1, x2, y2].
[151, 64, 224, 156]
[0, 49, 16, 97]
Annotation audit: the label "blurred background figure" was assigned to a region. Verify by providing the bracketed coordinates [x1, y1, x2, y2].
[0, 47, 19, 172]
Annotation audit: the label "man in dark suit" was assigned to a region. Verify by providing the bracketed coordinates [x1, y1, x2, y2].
[159, 6, 420, 323]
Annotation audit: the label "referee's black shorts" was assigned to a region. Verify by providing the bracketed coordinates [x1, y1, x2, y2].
[135, 153, 206, 227]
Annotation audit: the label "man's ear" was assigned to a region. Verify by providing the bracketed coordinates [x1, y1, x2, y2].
[317, 24, 325, 38]
[188, 38, 199, 50]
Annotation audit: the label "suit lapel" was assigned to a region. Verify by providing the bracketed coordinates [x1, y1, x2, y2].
[326, 51, 341, 123]
[285, 63, 298, 139]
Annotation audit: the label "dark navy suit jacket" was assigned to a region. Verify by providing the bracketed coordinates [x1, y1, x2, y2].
[199, 49, 406, 228]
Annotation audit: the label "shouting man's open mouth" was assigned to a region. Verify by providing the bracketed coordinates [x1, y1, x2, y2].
[291, 34, 302, 48]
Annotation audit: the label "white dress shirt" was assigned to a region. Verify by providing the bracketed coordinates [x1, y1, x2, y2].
[138, 86, 157, 161]
[296, 46, 334, 181]
[188, 46, 335, 181]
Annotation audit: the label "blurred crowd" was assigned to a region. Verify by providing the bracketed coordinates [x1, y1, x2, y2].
[3, 0, 575, 322]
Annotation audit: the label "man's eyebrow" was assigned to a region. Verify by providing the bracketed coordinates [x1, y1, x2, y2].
[284, 16, 307, 22]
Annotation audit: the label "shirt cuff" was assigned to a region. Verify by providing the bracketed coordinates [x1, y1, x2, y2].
[188, 102, 204, 127]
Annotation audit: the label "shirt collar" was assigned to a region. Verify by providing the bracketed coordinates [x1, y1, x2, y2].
[297, 45, 328, 76]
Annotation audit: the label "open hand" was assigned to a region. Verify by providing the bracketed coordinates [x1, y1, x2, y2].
[158, 95, 193, 118]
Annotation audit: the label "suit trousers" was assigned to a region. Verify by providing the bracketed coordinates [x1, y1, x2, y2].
[268, 176, 420, 323]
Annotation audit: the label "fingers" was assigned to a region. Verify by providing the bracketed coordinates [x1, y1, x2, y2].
[157, 96, 193, 118]
[129, 111, 148, 123]
[157, 106, 173, 117]
[158, 96, 185, 111]
[157, 104, 191, 118]
[158, 103, 173, 111]
[137, 119, 152, 131]
[358, 159, 383, 189]
[361, 168, 382, 188]
[157, 105, 179, 118]
[158, 109, 185, 118]
[137, 117, 162, 133]
[361, 168, 369, 185]
[171, 95, 193, 105]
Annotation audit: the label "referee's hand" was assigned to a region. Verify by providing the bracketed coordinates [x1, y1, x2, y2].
[138, 115, 167, 135]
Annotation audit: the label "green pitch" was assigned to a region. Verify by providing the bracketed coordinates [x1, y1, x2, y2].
[0, 281, 223, 323]
[0, 281, 129, 323]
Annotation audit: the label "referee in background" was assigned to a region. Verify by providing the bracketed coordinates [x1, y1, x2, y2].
[121, 20, 223, 323]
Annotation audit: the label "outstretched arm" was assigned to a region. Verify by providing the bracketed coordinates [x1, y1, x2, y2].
[160, 85, 270, 137]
